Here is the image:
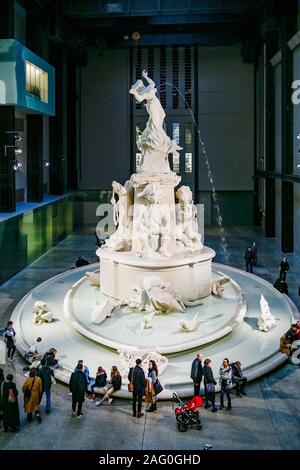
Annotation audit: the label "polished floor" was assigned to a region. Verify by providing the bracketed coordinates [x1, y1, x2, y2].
[0, 225, 299, 450]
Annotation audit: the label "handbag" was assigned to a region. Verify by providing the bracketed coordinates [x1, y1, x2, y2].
[24, 378, 35, 403]
[206, 383, 215, 393]
[153, 379, 163, 396]
[127, 367, 134, 392]
[50, 375, 56, 385]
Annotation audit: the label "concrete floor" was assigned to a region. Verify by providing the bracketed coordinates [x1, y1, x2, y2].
[0, 225, 299, 450]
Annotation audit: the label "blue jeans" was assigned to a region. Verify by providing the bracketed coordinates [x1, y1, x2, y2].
[220, 385, 231, 407]
[44, 389, 51, 413]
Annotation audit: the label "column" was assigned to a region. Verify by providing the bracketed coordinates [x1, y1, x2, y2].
[27, 115, 44, 202]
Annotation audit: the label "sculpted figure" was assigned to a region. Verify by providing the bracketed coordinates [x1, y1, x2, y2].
[130, 70, 181, 174]
[175, 186, 202, 251]
[33, 301, 53, 325]
[134, 183, 171, 257]
[103, 180, 133, 252]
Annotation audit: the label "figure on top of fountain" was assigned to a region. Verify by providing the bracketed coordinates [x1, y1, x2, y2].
[130, 70, 182, 175]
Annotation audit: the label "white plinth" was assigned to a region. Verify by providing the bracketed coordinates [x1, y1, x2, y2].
[98, 246, 215, 301]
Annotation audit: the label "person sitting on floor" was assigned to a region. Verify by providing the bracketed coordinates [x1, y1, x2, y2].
[231, 361, 247, 397]
[95, 366, 122, 406]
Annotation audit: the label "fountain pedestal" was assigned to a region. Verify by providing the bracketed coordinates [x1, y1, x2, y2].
[98, 246, 215, 301]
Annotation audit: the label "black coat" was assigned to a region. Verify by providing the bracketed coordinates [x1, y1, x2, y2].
[131, 366, 146, 395]
[203, 366, 217, 385]
[69, 371, 87, 402]
[191, 358, 203, 383]
[95, 372, 107, 388]
[280, 261, 289, 272]
[38, 366, 54, 392]
[1, 381, 20, 428]
[111, 375, 122, 392]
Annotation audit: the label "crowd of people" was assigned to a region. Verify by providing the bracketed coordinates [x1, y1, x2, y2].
[0, 241, 298, 433]
[191, 353, 247, 413]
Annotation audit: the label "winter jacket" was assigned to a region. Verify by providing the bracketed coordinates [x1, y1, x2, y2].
[203, 365, 217, 385]
[219, 366, 232, 387]
[22, 376, 43, 413]
[69, 371, 88, 402]
[190, 358, 203, 383]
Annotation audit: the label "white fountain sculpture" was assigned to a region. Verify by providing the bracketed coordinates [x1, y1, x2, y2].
[118, 349, 168, 378]
[179, 313, 201, 332]
[91, 299, 114, 325]
[257, 295, 277, 332]
[124, 275, 185, 314]
[97, 70, 216, 303]
[33, 301, 53, 325]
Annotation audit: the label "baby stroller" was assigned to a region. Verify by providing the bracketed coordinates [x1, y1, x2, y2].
[173, 392, 203, 432]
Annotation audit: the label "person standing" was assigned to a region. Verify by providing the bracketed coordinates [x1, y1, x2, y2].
[190, 353, 203, 396]
[251, 242, 257, 265]
[69, 362, 87, 418]
[244, 247, 254, 273]
[74, 360, 90, 385]
[38, 358, 54, 414]
[1, 374, 20, 432]
[232, 361, 247, 397]
[22, 369, 43, 423]
[130, 359, 146, 418]
[279, 256, 289, 281]
[146, 360, 163, 412]
[4, 321, 16, 361]
[202, 359, 218, 412]
[219, 358, 232, 411]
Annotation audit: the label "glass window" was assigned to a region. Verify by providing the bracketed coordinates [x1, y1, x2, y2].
[173, 155, 180, 173]
[135, 125, 143, 171]
[25, 61, 48, 103]
[172, 123, 180, 145]
[185, 152, 192, 173]
[185, 123, 192, 145]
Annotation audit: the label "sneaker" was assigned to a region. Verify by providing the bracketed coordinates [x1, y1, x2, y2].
[226, 405, 232, 411]
[219, 406, 223, 410]
[72, 411, 76, 417]
[76, 414, 83, 419]
[137, 412, 144, 418]
[212, 407, 218, 413]
[108, 398, 113, 405]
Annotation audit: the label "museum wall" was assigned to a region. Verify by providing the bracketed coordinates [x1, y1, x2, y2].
[197, 46, 254, 191]
[79, 48, 130, 190]
[197, 46, 254, 225]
